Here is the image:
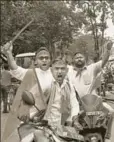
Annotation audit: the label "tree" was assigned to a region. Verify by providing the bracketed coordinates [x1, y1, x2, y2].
[69, 34, 95, 63]
[68, 0, 114, 61]
[1, 1, 86, 58]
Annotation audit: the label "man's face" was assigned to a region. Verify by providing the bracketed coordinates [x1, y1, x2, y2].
[35, 50, 51, 71]
[51, 61, 68, 85]
[73, 53, 86, 68]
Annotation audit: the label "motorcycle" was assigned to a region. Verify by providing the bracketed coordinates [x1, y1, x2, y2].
[17, 91, 84, 142]
[78, 94, 113, 142]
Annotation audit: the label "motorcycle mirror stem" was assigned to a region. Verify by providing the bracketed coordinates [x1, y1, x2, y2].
[22, 90, 40, 111]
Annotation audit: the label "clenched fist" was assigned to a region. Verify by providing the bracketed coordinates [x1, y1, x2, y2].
[1, 41, 13, 55]
[106, 41, 113, 51]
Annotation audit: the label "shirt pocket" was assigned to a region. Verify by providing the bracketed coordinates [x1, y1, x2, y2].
[83, 73, 91, 85]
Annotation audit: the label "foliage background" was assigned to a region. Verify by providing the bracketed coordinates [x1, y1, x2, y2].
[1, 0, 114, 61]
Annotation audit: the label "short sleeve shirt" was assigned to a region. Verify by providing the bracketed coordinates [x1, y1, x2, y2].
[67, 61, 102, 98]
[10, 66, 54, 93]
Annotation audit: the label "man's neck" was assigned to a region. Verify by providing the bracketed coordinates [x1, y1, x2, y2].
[38, 67, 50, 72]
[74, 65, 87, 71]
[54, 79, 67, 88]
[58, 82, 63, 87]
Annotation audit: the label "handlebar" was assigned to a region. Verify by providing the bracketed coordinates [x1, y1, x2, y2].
[102, 97, 114, 102]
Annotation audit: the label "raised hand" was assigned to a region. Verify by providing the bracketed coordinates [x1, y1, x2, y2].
[106, 41, 113, 51]
[1, 41, 13, 55]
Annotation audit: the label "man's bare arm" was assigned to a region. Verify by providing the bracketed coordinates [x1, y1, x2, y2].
[102, 41, 113, 68]
[93, 41, 113, 77]
[2, 41, 28, 81]
[2, 41, 18, 70]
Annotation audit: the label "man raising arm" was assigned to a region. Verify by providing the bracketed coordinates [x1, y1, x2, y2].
[2, 41, 54, 93]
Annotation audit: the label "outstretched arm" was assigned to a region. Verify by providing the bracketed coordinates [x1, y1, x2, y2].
[2, 41, 18, 70]
[102, 41, 113, 68]
[93, 41, 113, 77]
[2, 41, 27, 80]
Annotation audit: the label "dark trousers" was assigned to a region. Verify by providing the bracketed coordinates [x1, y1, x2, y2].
[1, 86, 9, 112]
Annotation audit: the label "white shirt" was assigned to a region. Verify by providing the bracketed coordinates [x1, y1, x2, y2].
[10, 66, 79, 123]
[45, 79, 79, 127]
[48, 82, 62, 127]
[10, 66, 54, 93]
[67, 61, 102, 98]
[10, 66, 54, 118]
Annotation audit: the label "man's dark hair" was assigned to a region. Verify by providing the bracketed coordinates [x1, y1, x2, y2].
[35, 47, 50, 57]
[52, 56, 67, 66]
[73, 51, 85, 57]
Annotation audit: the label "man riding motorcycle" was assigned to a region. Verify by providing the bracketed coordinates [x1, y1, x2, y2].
[33, 57, 81, 142]
[14, 57, 83, 142]
[1, 42, 54, 141]
[67, 41, 114, 142]
[1, 40, 113, 141]
[2, 42, 82, 142]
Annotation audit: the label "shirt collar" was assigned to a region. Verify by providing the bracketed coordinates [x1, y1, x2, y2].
[73, 66, 87, 71]
[53, 78, 68, 89]
[38, 67, 51, 73]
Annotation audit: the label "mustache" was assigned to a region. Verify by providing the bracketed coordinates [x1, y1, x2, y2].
[57, 74, 62, 77]
[77, 60, 83, 62]
[75, 62, 85, 68]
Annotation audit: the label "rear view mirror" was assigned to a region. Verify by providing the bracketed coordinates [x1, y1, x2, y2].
[22, 91, 35, 106]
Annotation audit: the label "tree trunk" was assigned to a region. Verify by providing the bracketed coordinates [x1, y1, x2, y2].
[48, 40, 55, 60]
[100, 3, 106, 59]
[92, 5, 99, 62]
